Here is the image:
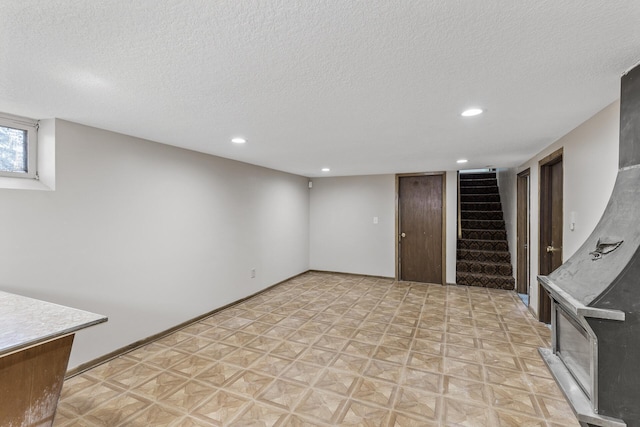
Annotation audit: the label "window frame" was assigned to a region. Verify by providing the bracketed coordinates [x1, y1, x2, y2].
[0, 113, 39, 179]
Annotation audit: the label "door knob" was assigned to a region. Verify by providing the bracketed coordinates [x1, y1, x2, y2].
[401, 232, 406, 238]
[546, 245, 559, 253]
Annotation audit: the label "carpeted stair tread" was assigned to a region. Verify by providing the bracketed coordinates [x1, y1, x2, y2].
[457, 171, 514, 290]
[461, 202, 502, 211]
[456, 272, 515, 290]
[459, 178, 498, 187]
[460, 172, 497, 180]
[456, 260, 513, 276]
[457, 239, 509, 252]
[461, 194, 501, 203]
[461, 210, 504, 220]
[461, 219, 506, 230]
[457, 248, 511, 263]
[462, 229, 507, 240]
[460, 186, 500, 195]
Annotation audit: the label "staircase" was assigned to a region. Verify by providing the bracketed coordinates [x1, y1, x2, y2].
[456, 171, 515, 290]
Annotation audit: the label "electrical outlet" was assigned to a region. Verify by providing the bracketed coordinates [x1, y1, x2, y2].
[251, 269, 256, 278]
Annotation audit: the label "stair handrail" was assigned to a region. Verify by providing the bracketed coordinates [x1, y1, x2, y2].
[457, 171, 462, 240]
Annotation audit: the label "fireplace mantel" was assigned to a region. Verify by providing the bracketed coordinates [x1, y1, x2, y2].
[538, 276, 625, 322]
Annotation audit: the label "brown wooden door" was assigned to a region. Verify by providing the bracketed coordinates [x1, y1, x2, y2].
[516, 169, 530, 296]
[398, 174, 444, 284]
[539, 152, 563, 323]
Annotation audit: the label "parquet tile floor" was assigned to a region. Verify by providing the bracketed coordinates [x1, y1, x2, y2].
[54, 272, 579, 426]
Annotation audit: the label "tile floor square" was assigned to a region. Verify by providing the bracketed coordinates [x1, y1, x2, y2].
[54, 272, 579, 426]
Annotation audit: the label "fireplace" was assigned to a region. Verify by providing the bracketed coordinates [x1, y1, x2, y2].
[538, 63, 640, 427]
[539, 275, 625, 427]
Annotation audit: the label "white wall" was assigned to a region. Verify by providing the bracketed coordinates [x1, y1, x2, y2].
[497, 168, 517, 276]
[13, 105, 613, 367]
[445, 171, 458, 284]
[309, 175, 396, 277]
[513, 101, 619, 316]
[309, 172, 458, 284]
[0, 120, 310, 369]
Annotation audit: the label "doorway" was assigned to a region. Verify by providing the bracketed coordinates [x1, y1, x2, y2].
[516, 169, 531, 304]
[538, 149, 563, 323]
[397, 173, 445, 284]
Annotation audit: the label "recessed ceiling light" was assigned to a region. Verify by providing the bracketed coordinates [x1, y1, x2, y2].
[457, 159, 468, 164]
[321, 168, 330, 172]
[231, 137, 246, 144]
[461, 108, 483, 117]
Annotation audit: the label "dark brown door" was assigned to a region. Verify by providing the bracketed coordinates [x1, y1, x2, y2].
[398, 174, 444, 284]
[539, 152, 563, 323]
[516, 169, 530, 296]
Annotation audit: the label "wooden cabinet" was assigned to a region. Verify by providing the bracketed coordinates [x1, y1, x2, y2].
[0, 291, 106, 426]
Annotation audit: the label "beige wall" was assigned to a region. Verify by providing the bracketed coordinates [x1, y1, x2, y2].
[309, 175, 396, 277]
[0, 120, 310, 369]
[309, 171, 458, 284]
[509, 101, 619, 316]
[1, 100, 620, 368]
[445, 171, 458, 284]
[497, 168, 517, 276]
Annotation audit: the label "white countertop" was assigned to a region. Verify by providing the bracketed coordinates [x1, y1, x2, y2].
[0, 290, 107, 356]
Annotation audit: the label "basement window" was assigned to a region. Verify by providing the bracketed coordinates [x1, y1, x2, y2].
[0, 113, 38, 179]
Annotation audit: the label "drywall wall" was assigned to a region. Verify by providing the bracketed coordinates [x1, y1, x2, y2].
[310, 172, 458, 284]
[0, 119, 310, 369]
[445, 171, 457, 284]
[497, 168, 517, 278]
[309, 175, 396, 277]
[514, 101, 619, 317]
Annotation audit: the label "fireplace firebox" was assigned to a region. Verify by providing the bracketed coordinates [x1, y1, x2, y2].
[555, 305, 593, 399]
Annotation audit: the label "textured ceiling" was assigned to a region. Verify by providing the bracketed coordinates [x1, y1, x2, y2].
[2, 1, 640, 177]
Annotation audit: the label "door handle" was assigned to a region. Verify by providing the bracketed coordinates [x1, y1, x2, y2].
[400, 232, 406, 238]
[546, 245, 560, 253]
